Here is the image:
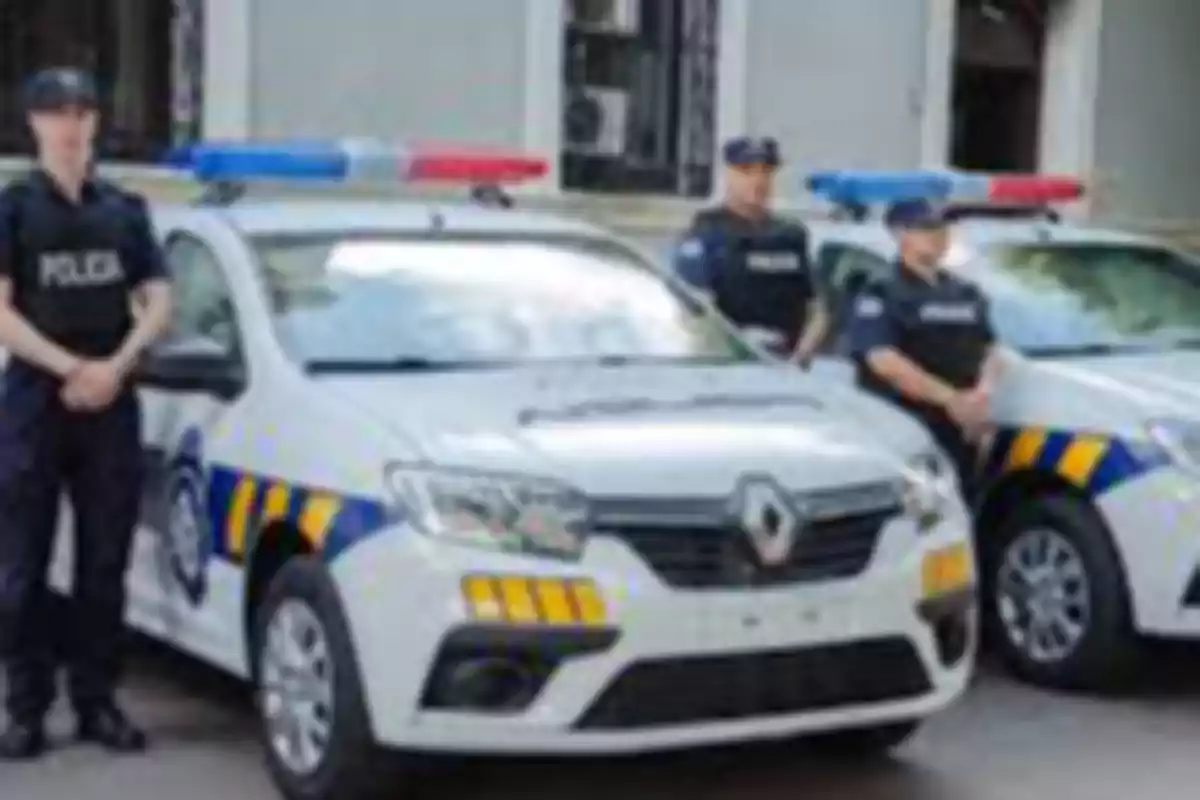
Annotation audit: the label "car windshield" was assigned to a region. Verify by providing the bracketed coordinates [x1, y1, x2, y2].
[250, 233, 754, 372]
[956, 242, 1200, 356]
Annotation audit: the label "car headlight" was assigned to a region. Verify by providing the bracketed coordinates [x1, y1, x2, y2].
[902, 451, 954, 530]
[384, 462, 590, 559]
[1146, 417, 1200, 473]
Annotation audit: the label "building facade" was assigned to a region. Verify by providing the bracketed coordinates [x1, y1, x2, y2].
[3, 1, 1199, 224]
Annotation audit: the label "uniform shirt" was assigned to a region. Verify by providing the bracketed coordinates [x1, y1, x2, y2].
[673, 207, 816, 349]
[846, 261, 995, 420]
[0, 170, 168, 362]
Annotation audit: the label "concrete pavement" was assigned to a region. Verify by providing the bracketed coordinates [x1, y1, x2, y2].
[6, 644, 1200, 800]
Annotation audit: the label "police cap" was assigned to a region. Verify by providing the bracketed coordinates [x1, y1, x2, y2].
[722, 136, 781, 168]
[24, 68, 99, 113]
[883, 197, 947, 230]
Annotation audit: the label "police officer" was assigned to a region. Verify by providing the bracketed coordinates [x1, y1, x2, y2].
[845, 198, 1002, 499]
[673, 136, 828, 367]
[0, 68, 172, 759]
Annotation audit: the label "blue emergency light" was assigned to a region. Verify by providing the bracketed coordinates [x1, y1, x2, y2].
[805, 169, 1084, 208]
[165, 139, 549, 186]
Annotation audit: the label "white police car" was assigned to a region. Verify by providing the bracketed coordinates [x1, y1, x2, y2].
[42, 144, 975, 799]
[803, 169, 1200, 692]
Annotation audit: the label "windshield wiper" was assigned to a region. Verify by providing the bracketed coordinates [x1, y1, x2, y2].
[304, 357, 509, 374]
[584, 354, 741, 367]
[1024, 343, 1156, 358]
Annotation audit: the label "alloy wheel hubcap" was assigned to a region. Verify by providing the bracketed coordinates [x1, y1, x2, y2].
[995, 527, 1091, 664]
[260, 599, 335, 775]
[169, 492, 202, 578]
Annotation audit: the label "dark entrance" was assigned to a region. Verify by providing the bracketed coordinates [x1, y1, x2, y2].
[951, 0, 1049, 172]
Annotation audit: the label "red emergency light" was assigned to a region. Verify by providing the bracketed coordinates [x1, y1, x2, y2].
[985, 175, 1085, 205]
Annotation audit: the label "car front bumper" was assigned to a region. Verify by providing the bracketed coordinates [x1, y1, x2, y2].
[330, 508, 976, 754]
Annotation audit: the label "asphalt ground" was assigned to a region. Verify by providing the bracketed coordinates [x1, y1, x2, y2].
[6, 642, 1200, 800]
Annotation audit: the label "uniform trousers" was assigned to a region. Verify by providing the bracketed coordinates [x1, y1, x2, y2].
[0, 362, 142, 723]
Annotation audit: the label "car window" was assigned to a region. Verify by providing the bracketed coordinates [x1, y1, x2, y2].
[249, 234, 757, 372]
[957, 242, 1200, 356]
[162, 233, 240, 357]
[822, 244, 893, 296]
[818, 245, 893, 355]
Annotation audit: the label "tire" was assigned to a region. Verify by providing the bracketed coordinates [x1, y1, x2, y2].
[807, 720, 921, 758]
[981, 493, 1141, 693]
[252, 557, 402, 800]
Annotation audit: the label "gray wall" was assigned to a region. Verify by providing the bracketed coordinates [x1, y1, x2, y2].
[741, 0, 929, 195]
[1093, 0, 1200, 221]
[249, 0, 529, 146]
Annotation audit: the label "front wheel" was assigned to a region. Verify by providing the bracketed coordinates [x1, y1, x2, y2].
[252, 558, 403, 800]
[982, 494, 1141, 693]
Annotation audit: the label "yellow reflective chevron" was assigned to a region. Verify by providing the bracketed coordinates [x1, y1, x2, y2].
[985, 426, 1166, 496]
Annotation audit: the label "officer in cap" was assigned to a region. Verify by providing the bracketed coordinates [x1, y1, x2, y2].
[845, 198, 1003, 500]
[0, 68, 172, 759]
[673, 136, 828, 367]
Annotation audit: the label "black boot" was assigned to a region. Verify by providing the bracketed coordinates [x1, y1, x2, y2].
[76, 705, 148, 753]
[0, 719, 47, 760]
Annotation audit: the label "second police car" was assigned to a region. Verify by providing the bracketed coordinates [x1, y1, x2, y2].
[45, 143, 975, 800]
[800, 169, 1200, 692]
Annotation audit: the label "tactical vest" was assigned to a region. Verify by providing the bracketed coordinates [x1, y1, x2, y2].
[855, 277, 991, 418]
[706, 220, 813, 348]
[8, 179, 135, 358]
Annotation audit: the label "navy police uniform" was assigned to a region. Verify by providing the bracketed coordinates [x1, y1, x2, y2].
[674, 137, 815, 354]
[846, 200, 995, 496]
[0, 73, 168, 730]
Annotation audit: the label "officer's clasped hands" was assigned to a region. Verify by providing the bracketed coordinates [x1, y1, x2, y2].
[60, 358, 125, 411]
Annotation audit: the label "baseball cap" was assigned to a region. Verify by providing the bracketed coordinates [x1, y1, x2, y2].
[883, 197, 947, 230]
[24, 68, 99, 113]
[722, 136, 781, 168]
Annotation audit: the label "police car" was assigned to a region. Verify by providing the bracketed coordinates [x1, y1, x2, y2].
[41, 144, 976, 799]
[800, 169, 1200, 693]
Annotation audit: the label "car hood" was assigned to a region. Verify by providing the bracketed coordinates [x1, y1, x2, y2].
[1002, 351, 1200, 428]
[316, 363, 928, 495]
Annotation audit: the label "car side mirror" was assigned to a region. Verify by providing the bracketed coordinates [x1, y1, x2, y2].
[137, 347, 246, 400]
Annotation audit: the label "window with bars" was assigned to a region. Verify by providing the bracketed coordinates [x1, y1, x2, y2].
[561, 0, 718, 197]
[0, 0, 198, 161]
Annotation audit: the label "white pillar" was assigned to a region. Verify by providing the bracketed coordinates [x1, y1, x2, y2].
[919, 0, 956, 168]
[521, 0, 564, 195]
[712, 0, 749, 200]
[1038, 0, 1104, 216]
[201, 0, 252, 140]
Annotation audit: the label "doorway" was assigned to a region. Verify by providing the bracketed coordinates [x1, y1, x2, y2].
[950, 0, 1048, 172]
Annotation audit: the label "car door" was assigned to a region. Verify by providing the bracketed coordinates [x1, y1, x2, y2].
[130, 229, 251, 664]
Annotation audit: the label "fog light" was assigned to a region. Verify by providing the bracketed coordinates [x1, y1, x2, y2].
[428, 656, 539, 711]
[934, 607, 974, 667]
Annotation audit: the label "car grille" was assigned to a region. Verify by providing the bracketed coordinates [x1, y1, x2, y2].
[575, 637, 931, 730]
[602, 508, 897, 590]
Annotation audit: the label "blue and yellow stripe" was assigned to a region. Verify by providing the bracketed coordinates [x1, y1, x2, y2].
[203, 465, 389, 564]
[984, 427, 1169, 496]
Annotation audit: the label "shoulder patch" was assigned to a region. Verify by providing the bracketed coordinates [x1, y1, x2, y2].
[677, 238, 705, 259]
[854, 294, 884, 317]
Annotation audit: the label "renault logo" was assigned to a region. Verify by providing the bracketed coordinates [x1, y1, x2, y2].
[731, 474, 805, 567]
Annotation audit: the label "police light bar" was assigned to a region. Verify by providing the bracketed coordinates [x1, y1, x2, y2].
[805, 170, 1084, 207]
[165, 139, 549, 185]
